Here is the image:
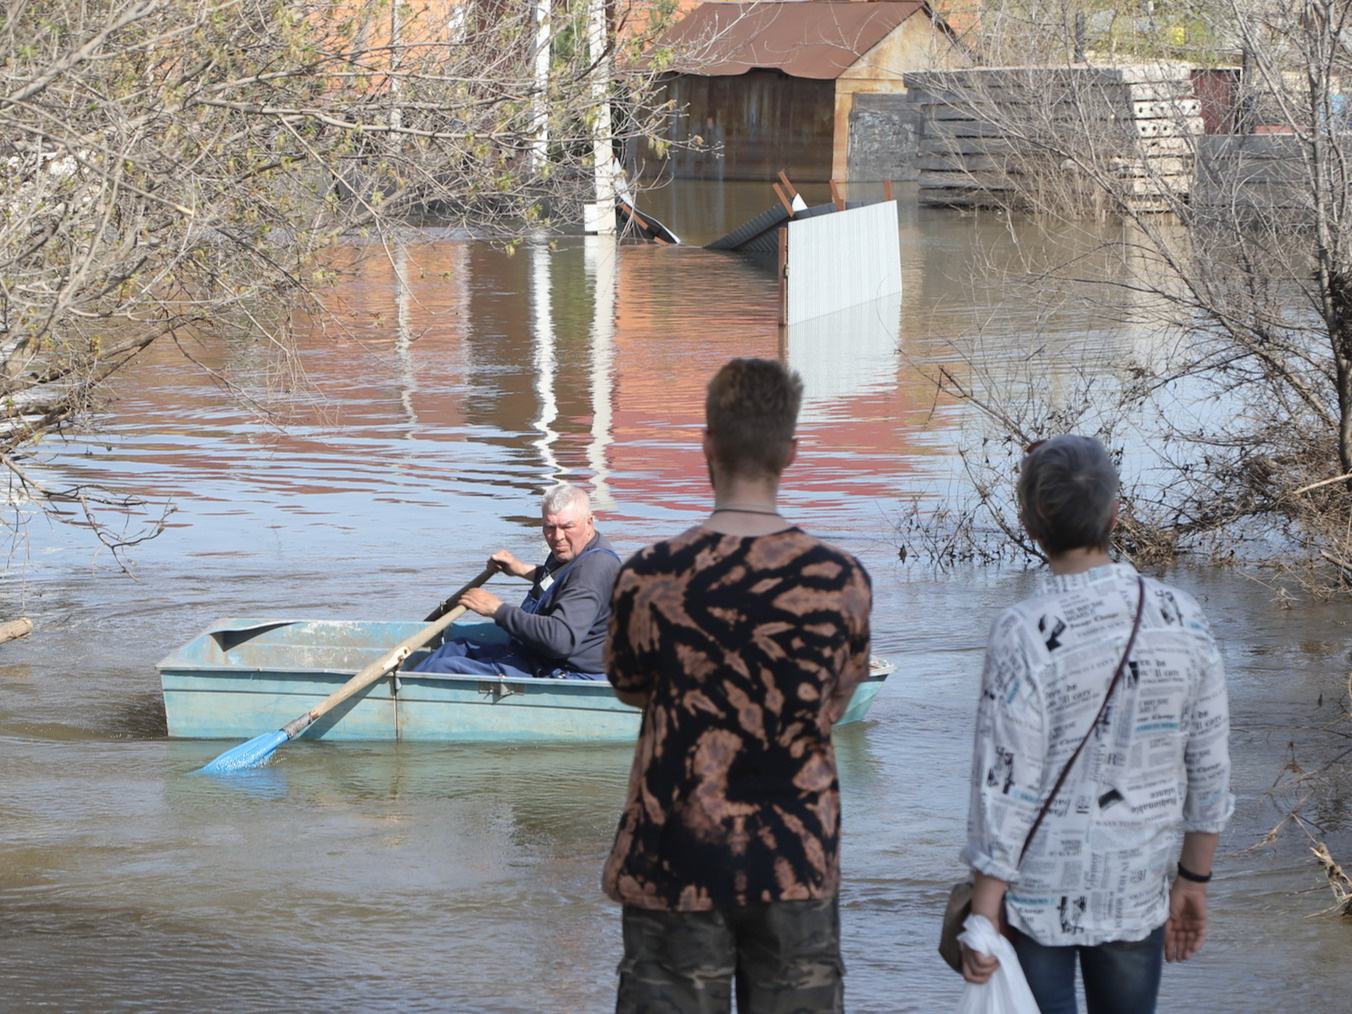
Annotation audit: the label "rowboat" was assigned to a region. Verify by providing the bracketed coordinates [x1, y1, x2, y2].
[159, 618, 894, 743]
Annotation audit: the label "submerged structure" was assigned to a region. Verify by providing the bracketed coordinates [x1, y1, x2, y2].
[706, 174, 902, 326]
[636, 1, 962, 183]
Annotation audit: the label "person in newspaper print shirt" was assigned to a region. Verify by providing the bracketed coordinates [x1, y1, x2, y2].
[602, 358, 873, 1014]
[961, 435, 1233, 1014]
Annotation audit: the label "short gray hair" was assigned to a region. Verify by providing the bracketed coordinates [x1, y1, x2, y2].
[542, 483, 590, 516]
[1017, 435, 1119, 554]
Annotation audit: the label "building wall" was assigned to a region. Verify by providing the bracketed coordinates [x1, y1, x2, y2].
[834, 15, 962, 181]
[1192, 68, 1241, 134]
[645, 71, 837, 182]
[847, 93, 924, 182]
[635, 12, 966, 183]
[907, 65, 1202, 212]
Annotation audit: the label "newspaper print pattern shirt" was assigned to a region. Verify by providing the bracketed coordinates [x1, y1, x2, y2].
[963, 561, 1233, 946]
[602, 526, 872, 912]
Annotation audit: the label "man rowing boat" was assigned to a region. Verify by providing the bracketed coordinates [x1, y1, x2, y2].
[415, 484, 621, 680]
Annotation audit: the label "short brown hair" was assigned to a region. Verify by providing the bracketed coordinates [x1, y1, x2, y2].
[1017, 435, 1119, 554]
[705, 358, 803, 479]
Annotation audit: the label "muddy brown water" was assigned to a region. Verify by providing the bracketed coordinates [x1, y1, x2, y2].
[1, 183, 1349, 1011]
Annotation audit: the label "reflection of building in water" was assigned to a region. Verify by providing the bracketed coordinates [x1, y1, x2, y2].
[603, 245, 778, 510]
[334, 229, 979, 519]
[596, 244, 952, 518]
[92, 234, 970, 520]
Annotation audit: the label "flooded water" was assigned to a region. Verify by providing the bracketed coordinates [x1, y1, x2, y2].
[2, 182, 1351, 1012]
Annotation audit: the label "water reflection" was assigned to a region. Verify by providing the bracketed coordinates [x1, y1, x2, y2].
[530, 241, 562, 483]
[584, 235, 618, 509]
[35, 218, 947, 562]
[787, 291, 904, 410]
[392, 240, 420, 428]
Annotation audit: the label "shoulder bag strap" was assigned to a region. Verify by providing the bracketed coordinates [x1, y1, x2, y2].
[1017, 575, 1147, 865]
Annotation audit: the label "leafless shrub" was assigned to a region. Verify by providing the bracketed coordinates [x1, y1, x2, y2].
[901, 0, 1352, 595]
[0, 0, 682, 553]
[1240, 665, 1352, 915]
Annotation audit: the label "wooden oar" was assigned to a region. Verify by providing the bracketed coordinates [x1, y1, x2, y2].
[195, 567, 495, 774]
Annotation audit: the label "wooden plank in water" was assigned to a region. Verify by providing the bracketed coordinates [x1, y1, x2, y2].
[0, 618, 32, 644]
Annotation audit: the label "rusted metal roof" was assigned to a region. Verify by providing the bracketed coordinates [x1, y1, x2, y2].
[654, 1, 929, 80]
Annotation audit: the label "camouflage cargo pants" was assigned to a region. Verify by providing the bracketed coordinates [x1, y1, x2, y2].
[615, 897, 844, 1014]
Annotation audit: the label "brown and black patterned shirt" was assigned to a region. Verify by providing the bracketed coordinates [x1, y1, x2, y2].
[602, 526, 872, 911]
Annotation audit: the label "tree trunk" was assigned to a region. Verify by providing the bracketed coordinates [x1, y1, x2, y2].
[1328, 271, 1352, 480]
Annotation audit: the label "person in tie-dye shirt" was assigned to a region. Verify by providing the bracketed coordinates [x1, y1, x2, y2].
[602, 358, 872, 1014]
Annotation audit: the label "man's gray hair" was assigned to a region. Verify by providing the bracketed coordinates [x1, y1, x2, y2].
[1017, 435, 1119, 554]
[542, 483, 591, 516]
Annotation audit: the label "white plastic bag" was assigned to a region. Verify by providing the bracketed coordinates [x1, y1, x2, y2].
[953, 913, 1041, 1014]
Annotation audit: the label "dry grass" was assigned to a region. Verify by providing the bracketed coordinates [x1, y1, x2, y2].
[1310, 841, 1352, 919]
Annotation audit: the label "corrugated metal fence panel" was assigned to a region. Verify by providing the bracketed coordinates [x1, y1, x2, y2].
[705, 200, 861, 253]
[783, 200, 902, 325]
[704, 203, 792, 252]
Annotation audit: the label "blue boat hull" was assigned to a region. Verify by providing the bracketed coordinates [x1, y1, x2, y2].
[158, 618, 892, 743]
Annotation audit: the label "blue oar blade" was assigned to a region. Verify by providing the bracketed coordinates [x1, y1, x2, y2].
[194, 729, 290, 775]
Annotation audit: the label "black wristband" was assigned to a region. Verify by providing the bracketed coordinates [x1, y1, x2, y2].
[1176, 862, 1212, 883]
